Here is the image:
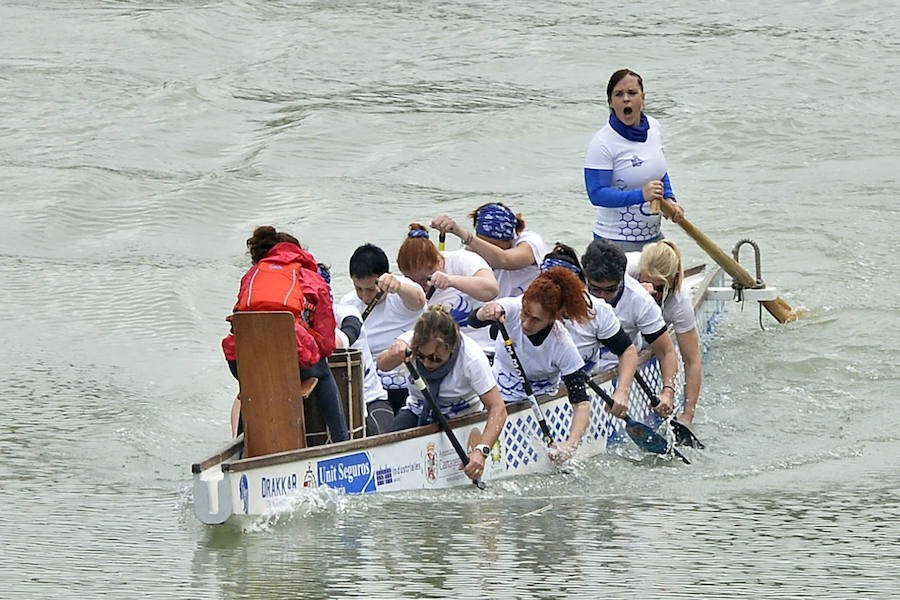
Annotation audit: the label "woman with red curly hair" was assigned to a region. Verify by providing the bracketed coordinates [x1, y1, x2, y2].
[470, 267, 592, 460]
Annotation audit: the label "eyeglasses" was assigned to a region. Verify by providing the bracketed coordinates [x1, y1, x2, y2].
[586, 280, 622, 296]
[415, 351, 445, 364]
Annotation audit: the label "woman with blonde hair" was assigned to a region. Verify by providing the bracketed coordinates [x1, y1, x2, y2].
[377, 305, 506, 481]
[631, 239, 702, 425]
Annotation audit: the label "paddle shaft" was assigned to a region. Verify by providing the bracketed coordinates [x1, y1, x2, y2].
[404, 355, 485, 489]
[496, 321, 554, 445]
[659, 199, 797, 323]
[438, 231, 446, 251]
[632, 371, 661, 408]
[632, 370, 705, 449]
[361, 290, 385, 321]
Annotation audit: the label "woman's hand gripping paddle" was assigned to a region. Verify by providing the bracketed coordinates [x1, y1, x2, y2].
[424, 232, 447, 301]
[496, 321, 555, 446]
[587, 379, 690, 464]
[404, 351, 486, 489]
[632, 371, 705, 449]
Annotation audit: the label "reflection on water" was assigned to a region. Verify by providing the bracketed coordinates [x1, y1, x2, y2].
[186, 479, 900, 599]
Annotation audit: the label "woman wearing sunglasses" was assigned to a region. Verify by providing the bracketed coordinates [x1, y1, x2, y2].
[470, 267, 593, 462]
[581, 239, 679, 419]
[628, 240, 702, 426]
[376, 305, 507, 480]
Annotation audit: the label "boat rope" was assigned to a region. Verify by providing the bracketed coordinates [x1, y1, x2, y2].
[731, 238, 768, 331]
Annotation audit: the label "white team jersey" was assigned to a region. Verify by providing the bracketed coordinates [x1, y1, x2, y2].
[562, 294, 622, 374]
[584, 114, 669, 242]
[398, 331, 496, 418]
[493, 231, 549, 298]
[595, 274, 666, 371]
[625, 253, 696, 334]
[428, 249, 497, 354]
[491, 296, 584, 403]
[339, 274, 423, 390]
[333, 304, 387, 405]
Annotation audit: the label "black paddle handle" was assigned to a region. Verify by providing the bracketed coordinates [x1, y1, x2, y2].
[496, 322, 536, 397]
[633, 371, 661, 408]
[586, 378, 615, 409]
[404, 353, 485, 489]
[361, 290, 385, 321]
[496, 321, 554, 444]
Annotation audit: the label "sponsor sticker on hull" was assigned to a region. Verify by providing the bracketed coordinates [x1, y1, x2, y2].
[317, 452, 376, 494]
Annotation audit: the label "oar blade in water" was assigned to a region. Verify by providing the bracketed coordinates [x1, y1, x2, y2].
[624, 418, 671, 455]
[671, 420, 705, 449]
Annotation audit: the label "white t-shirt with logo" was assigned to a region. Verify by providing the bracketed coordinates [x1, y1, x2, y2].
[625, 254, 696, 335]
[492, 231, 549, 298]
[562, 294, 622, 374]
[585, 115, 669, 242]
[339, 273, 424, 390]
[595, 274, 666, 372]
[398, 331, 496, 418]
[333, 304, 387, 405]
[490, 296, 585, 402]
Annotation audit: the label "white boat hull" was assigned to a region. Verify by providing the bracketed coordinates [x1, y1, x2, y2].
[193, 266, 726, 524]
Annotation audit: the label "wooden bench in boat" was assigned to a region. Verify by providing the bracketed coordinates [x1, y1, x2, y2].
[232, 311, 365, 458]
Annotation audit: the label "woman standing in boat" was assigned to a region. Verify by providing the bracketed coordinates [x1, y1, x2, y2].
[377, 305, 506, 481]
[430, 202, 548, 298]
[584, 68, 685, 252]
[397, 224, 499, 357]
[339, 243, 425, 414]
[540, 243, 639, 417]
[470, 267, 592, 462]
[629, 240, 702, 426]
[222, 226, 349, 442]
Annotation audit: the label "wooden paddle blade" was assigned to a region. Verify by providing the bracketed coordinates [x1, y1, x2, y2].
[624, 419, 670, 455]
[672, 420, 705, 449]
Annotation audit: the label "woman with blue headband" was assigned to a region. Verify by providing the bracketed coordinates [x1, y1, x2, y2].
[584, 69, 686, 252]
[540, 243, 638, 420]
[431, 202, 548, 299]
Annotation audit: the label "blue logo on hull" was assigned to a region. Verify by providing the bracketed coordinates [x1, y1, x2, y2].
[317, 452, 376, 494]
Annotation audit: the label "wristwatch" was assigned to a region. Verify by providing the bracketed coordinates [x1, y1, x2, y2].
[474, 444, 491, 457]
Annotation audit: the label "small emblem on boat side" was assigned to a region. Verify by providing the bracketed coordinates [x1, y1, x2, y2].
[302, 465, 317, 488]
[490, 440, 502, 464]
[239, 475, 249, 514]
[425, 442, 438, 483]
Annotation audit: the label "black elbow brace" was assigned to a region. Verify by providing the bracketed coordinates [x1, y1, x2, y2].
[562, 370, 590, 405]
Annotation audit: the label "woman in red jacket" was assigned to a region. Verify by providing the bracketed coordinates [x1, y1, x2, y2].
[222, 226, 349, 442]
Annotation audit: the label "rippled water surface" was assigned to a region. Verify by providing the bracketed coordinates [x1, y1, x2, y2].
[2, 1, 899, 598]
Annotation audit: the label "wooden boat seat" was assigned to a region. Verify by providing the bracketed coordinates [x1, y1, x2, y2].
[232, 311, 309, 458]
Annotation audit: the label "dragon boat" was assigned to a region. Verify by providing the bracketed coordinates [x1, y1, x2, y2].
[191, 264, 726, 525]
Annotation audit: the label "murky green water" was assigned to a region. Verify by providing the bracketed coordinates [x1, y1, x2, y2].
[2, 1, 899, 597]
